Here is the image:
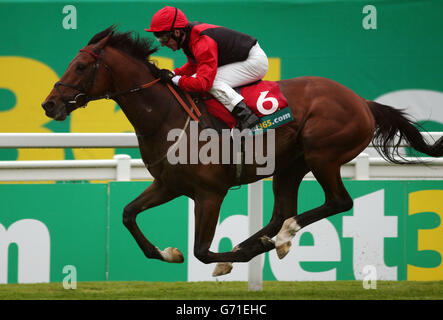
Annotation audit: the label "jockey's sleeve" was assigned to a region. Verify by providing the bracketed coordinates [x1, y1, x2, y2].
[174, 61, 196, 77]
[175, 35, 218, 92]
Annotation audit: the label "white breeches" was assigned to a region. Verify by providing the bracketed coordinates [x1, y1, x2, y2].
[208, 43, 268, 111]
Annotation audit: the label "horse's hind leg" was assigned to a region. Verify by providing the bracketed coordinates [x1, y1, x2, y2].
[193, 188, 281, 265]
[213, 158, 310, 276]
[275, 158, 353, 259]
[123, 179, 183, 263]
[242, 158, 310, 249]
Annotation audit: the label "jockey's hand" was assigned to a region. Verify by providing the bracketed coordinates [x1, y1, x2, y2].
[159, 69, 175, 84]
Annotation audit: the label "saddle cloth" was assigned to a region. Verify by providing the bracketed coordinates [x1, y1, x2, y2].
[204, 80, 288, 128]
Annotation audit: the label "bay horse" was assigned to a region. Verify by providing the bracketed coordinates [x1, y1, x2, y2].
[42, 26, 443, 276]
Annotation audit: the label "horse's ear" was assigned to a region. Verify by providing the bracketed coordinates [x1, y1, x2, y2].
[93, 32, 113, 52]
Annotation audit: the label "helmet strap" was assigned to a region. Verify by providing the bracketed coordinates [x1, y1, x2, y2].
[169, 7, 178, 31]
[168, 8, 186, 49]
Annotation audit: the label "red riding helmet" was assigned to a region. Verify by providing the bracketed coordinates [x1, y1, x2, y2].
[145, 6, 188, 32]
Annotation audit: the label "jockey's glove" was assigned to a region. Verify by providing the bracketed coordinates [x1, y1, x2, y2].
[159, 69, 175, 84]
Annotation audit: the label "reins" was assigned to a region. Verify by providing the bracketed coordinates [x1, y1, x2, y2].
[91, 77, 162, 101]
[165, 83, 201, 122]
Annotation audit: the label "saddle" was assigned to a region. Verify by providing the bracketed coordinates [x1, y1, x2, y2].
[188, 80, 292, 133]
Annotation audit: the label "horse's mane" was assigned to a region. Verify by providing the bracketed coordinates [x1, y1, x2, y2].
[88, 25, 160, 76]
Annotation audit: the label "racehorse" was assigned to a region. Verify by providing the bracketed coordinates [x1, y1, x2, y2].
[42, 26, 443, 276]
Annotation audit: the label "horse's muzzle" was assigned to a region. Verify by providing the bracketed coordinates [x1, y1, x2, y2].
[42, 100, 56, 117]
[42, 100, 67, 120]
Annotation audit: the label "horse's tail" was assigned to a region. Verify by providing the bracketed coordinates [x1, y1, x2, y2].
[367, 101, 443, 164]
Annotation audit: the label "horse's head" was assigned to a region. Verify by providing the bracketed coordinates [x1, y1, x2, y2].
[42, 34, 113, 121]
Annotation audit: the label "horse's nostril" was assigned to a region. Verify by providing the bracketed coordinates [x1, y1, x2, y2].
[42, 100, 55, 112]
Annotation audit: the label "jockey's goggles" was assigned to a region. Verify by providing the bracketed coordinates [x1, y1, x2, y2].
[154, 31, 172, 44]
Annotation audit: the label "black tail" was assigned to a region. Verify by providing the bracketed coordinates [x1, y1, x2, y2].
[368, 101, 443, 164]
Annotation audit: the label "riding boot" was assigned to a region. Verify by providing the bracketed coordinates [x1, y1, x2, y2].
[231, 100, 260, 130]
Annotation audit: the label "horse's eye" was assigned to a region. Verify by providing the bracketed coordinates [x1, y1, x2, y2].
[76, 63, 87, 72]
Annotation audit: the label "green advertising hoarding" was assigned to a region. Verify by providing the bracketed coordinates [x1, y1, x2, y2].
[0, 180, 442, 283]
[0, 183, 108, 283]
[1, 0, 443, 161]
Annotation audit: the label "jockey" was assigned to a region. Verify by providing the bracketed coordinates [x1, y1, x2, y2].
[145, 6, 269, 130]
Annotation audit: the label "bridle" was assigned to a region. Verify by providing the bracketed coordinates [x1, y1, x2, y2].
[53, 47, 161, 108]
[54, 49, 103, 107]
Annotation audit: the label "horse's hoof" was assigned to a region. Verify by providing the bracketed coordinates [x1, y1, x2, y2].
[160, 247, 184, 263]
[275, 217, 300, 259]
[212, 262, 233, 277]
[275, 241, 291, 259]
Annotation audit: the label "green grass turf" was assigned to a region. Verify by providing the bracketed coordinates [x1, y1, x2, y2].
[0, 281, 442, 300]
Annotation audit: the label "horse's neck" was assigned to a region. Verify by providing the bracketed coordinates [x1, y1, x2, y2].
[109, 51, 187, 168]
[109, 52, 168, 133]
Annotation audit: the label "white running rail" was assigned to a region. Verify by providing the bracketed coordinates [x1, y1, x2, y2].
[0, 132, 442, 182]
[0, 132, 441, 148]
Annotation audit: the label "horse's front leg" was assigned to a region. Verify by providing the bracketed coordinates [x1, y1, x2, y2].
[123, 179, 183, 263]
